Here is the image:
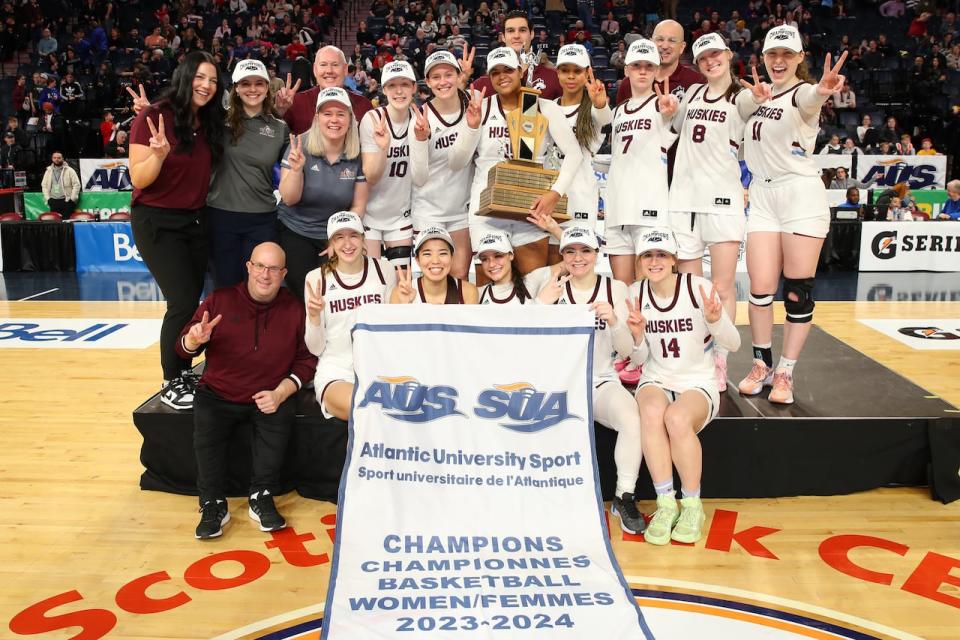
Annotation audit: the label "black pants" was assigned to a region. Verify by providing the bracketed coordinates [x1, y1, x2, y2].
[208, 207, 279, 288]
[193, 386, 296, 505]
[47, 197, 76, 217]
[277, 221, 327, 303]
[131, 204, 208, 381]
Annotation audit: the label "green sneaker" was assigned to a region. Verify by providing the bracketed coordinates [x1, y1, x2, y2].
[644, 494, 679, 545]
[671, 496, 706, 544]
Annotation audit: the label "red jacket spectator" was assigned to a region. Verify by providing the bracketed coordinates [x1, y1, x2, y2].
[907, 13, 931, 38]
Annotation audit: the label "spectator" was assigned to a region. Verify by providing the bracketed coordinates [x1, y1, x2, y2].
[836, 187, 862, 215]
[819, 134, 842, 154]
[12, 75, 29, 121]
[879, 0, 905, 18]
[5, 116, 29, 150]
[829, 167, 857, 189]
[105, 130, 128, 158]
[729, 20, 751, 51]
[286, 34, 307, 59]
[601, 11, 620, 45]
[37, 28, 57, 56]
[907, 12, 932, 39]
[41, 150, 80, 217]
[566, 19, 591, 44]
[38, 76, 61, 113]
[1, 131, 23, 171]
[617, 19, 705, 103]
[619, 11, 642, 39]
[533, 30, 551, 58]
[916, 137, 940, 155]
[833, 81, 856, 110]
[842, 137, 862, 155]
[819, 99, 838, 127]
[886, 196, 913, 220]
[878, 116, 902, 144]
[178, 241, 316, 540]
[947, 43, 960, 70]
[59, 72, 84, 119]
[875, 182, 910, 218]
[857, 114, 878, 149]
[610, 40, 626, 71]
[877, 140, 896, 155]
[145, 26, 167, 50]
[897, 133, 915, 155]
[939, 180, 960, 220]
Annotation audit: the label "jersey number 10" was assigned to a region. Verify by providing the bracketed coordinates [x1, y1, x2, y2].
[660, 337, 680, 359]
[389, 161, 408, 178]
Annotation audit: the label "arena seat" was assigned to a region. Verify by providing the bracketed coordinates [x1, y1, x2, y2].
[0, 212, 23, 221]
[37, 211, 63, 221]
[108, 211, 131, 221]
[69, 211, 97, 221]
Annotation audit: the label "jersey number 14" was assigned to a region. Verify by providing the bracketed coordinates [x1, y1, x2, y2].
[660, 337, 680, 359]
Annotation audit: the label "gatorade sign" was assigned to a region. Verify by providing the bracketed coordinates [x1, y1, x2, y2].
[74, 222, 148, 273]
[858, 318, 960, 350]
[0, 319, 162, 349]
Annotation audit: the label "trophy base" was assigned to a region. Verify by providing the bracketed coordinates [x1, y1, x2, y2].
[476, 161, 570, 222]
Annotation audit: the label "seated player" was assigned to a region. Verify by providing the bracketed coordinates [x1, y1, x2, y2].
[391, 226, 479, 304]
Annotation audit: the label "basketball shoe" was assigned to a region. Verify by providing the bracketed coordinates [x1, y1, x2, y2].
[671, 497, 706, 544]
[196, 499, 230, 539]
[737, 359, 773, 396]
[610, 493, 646, 534]
[249, 489, 286, 532]
[768, 370, 795, 404]
[644, 494, 680, 545]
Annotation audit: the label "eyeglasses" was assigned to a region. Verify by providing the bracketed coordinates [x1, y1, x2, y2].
[249, 261, 284, 275]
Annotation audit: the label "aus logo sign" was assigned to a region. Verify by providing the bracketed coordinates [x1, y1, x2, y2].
[358, 376, 463, 423]
[474, 382, 579, 433]
[84, 162, 132, 191]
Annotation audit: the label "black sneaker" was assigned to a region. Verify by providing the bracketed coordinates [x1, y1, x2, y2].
[195, 499, 230, 539]
[611, 492, 647, 534]
[160, 373, 198, 410]
[248, 489, 286, 532]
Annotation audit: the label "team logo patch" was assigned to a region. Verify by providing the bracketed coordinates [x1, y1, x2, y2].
[259, 125, 275, 138]
[339, 167, 356, 180]
[357, 376, 464, 423]
[474, 382, 580, 433]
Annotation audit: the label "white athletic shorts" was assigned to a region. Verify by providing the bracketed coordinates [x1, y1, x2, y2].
[315, 363, 353, 420]
[671, 211, 746, 260]
[747, 175, 830, 237]
[604, 224, 648, 256]
[470, 218, 549, 252]
[413, 216, 470, 234]
[364, 221, 413, 243]
[635, 378, 720, 432]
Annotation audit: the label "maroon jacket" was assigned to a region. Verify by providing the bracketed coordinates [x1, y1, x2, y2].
[284, 85, 373, 135]
[176, 283, 317, 404]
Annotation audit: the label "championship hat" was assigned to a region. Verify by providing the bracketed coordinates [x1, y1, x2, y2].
[315, 87, 352, 112]
[692, 32, 729, 62]
[559, 226, 600, 251]
[635, 228, 679, 256]
[424, 50, 460, 75]
[475, 231, 513, 255]
[763, 25, 803, 53]
[326, 211, 365, 238]
[414, 225, 455, 254]
[556, 44, 591, 69]
[624, 39, 660, 66]
[486, 46, 521, 71]
[381, 60, 416, 85]
[231, 59, 270, 83]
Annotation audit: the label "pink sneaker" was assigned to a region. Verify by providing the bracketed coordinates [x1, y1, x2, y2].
[614, 356, 630, 372]
[619, 364, 642, 386]
[768, 371, 795, 404]
[715, 354, 728, 392]
[737, 359, 773, 396]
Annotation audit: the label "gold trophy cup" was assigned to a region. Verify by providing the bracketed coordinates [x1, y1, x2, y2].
[476, 87, 570, 221]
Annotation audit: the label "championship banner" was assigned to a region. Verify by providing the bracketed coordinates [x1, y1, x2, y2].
[323, 305, 651, 639]
[79, 157, 132, 191]
[859, 221, 960, 272]
[815, 155, 947, 190]
[24, 191, 131, 220]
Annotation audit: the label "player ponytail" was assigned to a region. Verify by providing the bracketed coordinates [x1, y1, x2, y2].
[795, 59, 815, 84]
[722, 69, 741, 102]
[511, 264, 531, 303]
[573, 90, 597, 151]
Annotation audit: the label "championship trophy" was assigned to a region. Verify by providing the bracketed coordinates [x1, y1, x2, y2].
[476, 87, 570, 221]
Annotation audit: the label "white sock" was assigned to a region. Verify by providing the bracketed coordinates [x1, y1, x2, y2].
[776, 357, 797, 375]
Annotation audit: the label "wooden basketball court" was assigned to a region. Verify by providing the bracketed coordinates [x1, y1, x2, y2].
[1, 298, 958, 639]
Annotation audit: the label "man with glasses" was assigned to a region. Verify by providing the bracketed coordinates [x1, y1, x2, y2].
[616, 19, 705, 104]
[176, 241, 317, 540]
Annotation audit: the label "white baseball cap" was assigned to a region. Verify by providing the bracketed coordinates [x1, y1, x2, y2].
[692, 32, 729, 62]
[635, 228, 678, 256]
[625, 39, 660, 66]
[763, 25, 803, 53]
[232, 59, 269, 83]
[486, 46, 521, 71]
[424, 50, 460, 75]
[415, 225, 455, 254]
[559, 226, 599, 251]
[476, 231, 513, 256]
[326, 211, 365, 238]
[315, 86, 352, 112]
[556, 44, 591, 69]
[381, 60, 416, 86]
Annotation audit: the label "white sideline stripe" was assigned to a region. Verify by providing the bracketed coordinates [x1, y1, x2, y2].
[211, 603, 326, 640]
[18, 287, 58, 301]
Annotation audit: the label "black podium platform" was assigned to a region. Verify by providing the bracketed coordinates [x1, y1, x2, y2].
[133, 326, 960, 503]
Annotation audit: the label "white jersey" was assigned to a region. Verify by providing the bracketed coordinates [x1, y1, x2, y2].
[606, 95, 674, 227]
[410, 102, 473, 226]
[360, 107, 413, 230]
[670, 84, 747, 216]
[478, 266, 552, 305]
[743, 81, 820, 181]
[628, 273, 728, 391]
[549, 101, 610, 225]
[305, 257, 395, 371]
[553, 275, 631, 385]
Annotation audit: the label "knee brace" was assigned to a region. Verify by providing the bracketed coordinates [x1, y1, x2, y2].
[749, 291, 775, 307]
[783, 277, 815, 323]
[384, 245, 412, 269]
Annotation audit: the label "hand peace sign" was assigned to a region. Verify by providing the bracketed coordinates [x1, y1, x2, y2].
[816, 51, 848, 97]
[459, 44, 476, 81]
[394, 265, 416, 304]
[275, 73, 302, 112]
[286, 134, 305, 172]
[411, 102, 430, 141]
[126, 84, 150, 114]
[188, 310, 223, 346]
[624, 297, 647, 341]
[739, 65, 772, 104]
[372, 110, 390, 150]
[586, 67, 607, 109]
[146, 114, 170, 160]
[654, 77, 678, 117]
[536, 273, 570, 305]
[699, 282, 723, 323]
[305, 278, 325, 325]
[466, 83, 486, 130]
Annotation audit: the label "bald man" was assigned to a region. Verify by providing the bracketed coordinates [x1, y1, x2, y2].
[615, 19, 705, 104]
[177, 242, 317, 539]
[277, 46, 374, 135]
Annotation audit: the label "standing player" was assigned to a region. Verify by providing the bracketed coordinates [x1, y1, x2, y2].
[391, 226, 479, 304]
[449, 47, 584, 279]
[549, 43, 612, 265]
[606, 39, 679, 285]
[360, 60, 416, 269]
[535, 226, 645, 535]
[409, 51, 474, 279]
[626, 228, 740, 545]
[736, 26, 847, 404]
[304, 212, 397, 421]
[668, 33, 748, 391]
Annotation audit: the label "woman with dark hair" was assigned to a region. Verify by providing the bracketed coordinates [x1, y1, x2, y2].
[128, 51, 225, 410]
[391, 226, 479, 304]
